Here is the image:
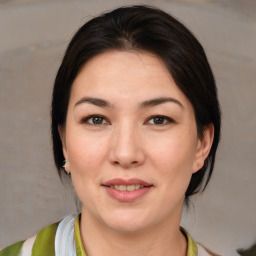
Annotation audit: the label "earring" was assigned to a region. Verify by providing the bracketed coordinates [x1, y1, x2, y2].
[63, 160, 71, 175]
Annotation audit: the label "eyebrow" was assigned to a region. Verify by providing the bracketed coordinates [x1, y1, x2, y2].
[74, 97, 111, 108]
[139, 97, 184, 109]
[74, 96, 183, 109]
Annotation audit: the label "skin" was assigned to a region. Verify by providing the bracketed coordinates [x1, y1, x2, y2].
[59, 50, 214, 256]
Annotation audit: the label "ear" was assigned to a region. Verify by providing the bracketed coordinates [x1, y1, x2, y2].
[58, 125, 68, 160]
[192, 124, 214, 173]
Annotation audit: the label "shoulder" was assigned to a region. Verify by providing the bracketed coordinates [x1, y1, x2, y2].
[196, 242, 222, 256]
[181, 226, 221, 256]
[0, 222, 59, 256]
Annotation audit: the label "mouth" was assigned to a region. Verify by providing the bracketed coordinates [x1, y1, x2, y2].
[107, 184, 150, 191]
[102, 178, 153, 202]
[102, 178, 153, 189]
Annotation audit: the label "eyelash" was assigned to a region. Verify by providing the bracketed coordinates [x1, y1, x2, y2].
[80, 115, 109, 125]
[80, 115, 175, 126]
[146, 115, 175, 125]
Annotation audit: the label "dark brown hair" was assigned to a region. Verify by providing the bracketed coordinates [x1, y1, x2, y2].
[51, 5, 221, 202]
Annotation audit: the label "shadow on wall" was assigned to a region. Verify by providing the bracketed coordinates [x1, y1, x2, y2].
[237, 242, 256, 256]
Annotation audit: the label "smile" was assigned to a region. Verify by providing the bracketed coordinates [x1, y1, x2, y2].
[109, 184, 146, 191]
[102, 178, 153, 202]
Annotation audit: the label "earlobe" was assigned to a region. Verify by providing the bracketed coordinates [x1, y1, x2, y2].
[192, 124, 214, 173]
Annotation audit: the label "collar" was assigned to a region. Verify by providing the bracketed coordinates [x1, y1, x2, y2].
[180, 226, 198, 256]
[74, 215, 87, 256]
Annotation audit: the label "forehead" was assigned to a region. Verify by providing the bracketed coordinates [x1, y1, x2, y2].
[70, 50, 190, 107]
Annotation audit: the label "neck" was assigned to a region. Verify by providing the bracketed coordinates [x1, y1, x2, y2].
[79, 208, 187, 256]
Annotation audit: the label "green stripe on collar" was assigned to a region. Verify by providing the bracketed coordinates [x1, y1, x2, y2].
[0, 240, 25, 256]
[180, 227, 198, 256]
[32, 222, 59, 256]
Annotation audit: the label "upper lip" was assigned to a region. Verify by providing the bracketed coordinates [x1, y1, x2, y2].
[102, 178, 152, 187]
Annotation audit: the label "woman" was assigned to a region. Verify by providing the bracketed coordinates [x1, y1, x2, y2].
[0, 5, 221, 256]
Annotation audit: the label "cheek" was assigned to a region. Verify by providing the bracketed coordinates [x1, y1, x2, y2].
[150, 132, 196, 169]
[65, 130, 108, 206]
[66, 128, 108, 173]
[147, 130, 197, 191]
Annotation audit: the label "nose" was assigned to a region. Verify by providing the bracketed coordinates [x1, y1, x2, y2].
[109, 123, 146, 169]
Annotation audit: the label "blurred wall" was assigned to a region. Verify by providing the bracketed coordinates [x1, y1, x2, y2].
[0, 0, 255, 255]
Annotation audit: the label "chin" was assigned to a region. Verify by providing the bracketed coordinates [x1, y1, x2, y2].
[107, 221, 148, 234]
[102, 210, 154, 234]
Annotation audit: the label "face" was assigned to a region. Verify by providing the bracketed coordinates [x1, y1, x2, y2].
[60, 50, 213, 233]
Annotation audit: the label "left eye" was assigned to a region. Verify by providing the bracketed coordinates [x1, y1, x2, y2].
[147, 115, 174, 125]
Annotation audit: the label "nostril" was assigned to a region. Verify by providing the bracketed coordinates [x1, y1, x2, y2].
[112, 160, 139, 168]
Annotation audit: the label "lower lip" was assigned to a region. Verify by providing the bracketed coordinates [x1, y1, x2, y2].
[103, 186, 152, 202]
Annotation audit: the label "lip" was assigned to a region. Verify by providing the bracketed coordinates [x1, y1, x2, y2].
[103, 178, 152, 187]
[102, 178, 153, 202]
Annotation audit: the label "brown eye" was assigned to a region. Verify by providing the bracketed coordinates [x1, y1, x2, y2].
[153, 116, 165, 124]
[147, 115, 174, 125]
[82, 115, 108, 125]
[91, 116, 104, 124]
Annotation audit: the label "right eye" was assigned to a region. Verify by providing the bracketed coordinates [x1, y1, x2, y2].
[81, 115, 109, 125]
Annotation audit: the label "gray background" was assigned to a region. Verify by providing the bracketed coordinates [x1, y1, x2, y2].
[0, 0, 255, 255]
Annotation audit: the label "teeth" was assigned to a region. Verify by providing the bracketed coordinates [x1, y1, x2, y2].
[127, 185, 135, 191]
[118, 185, 126, 191]
[110, 185, 145, 191]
